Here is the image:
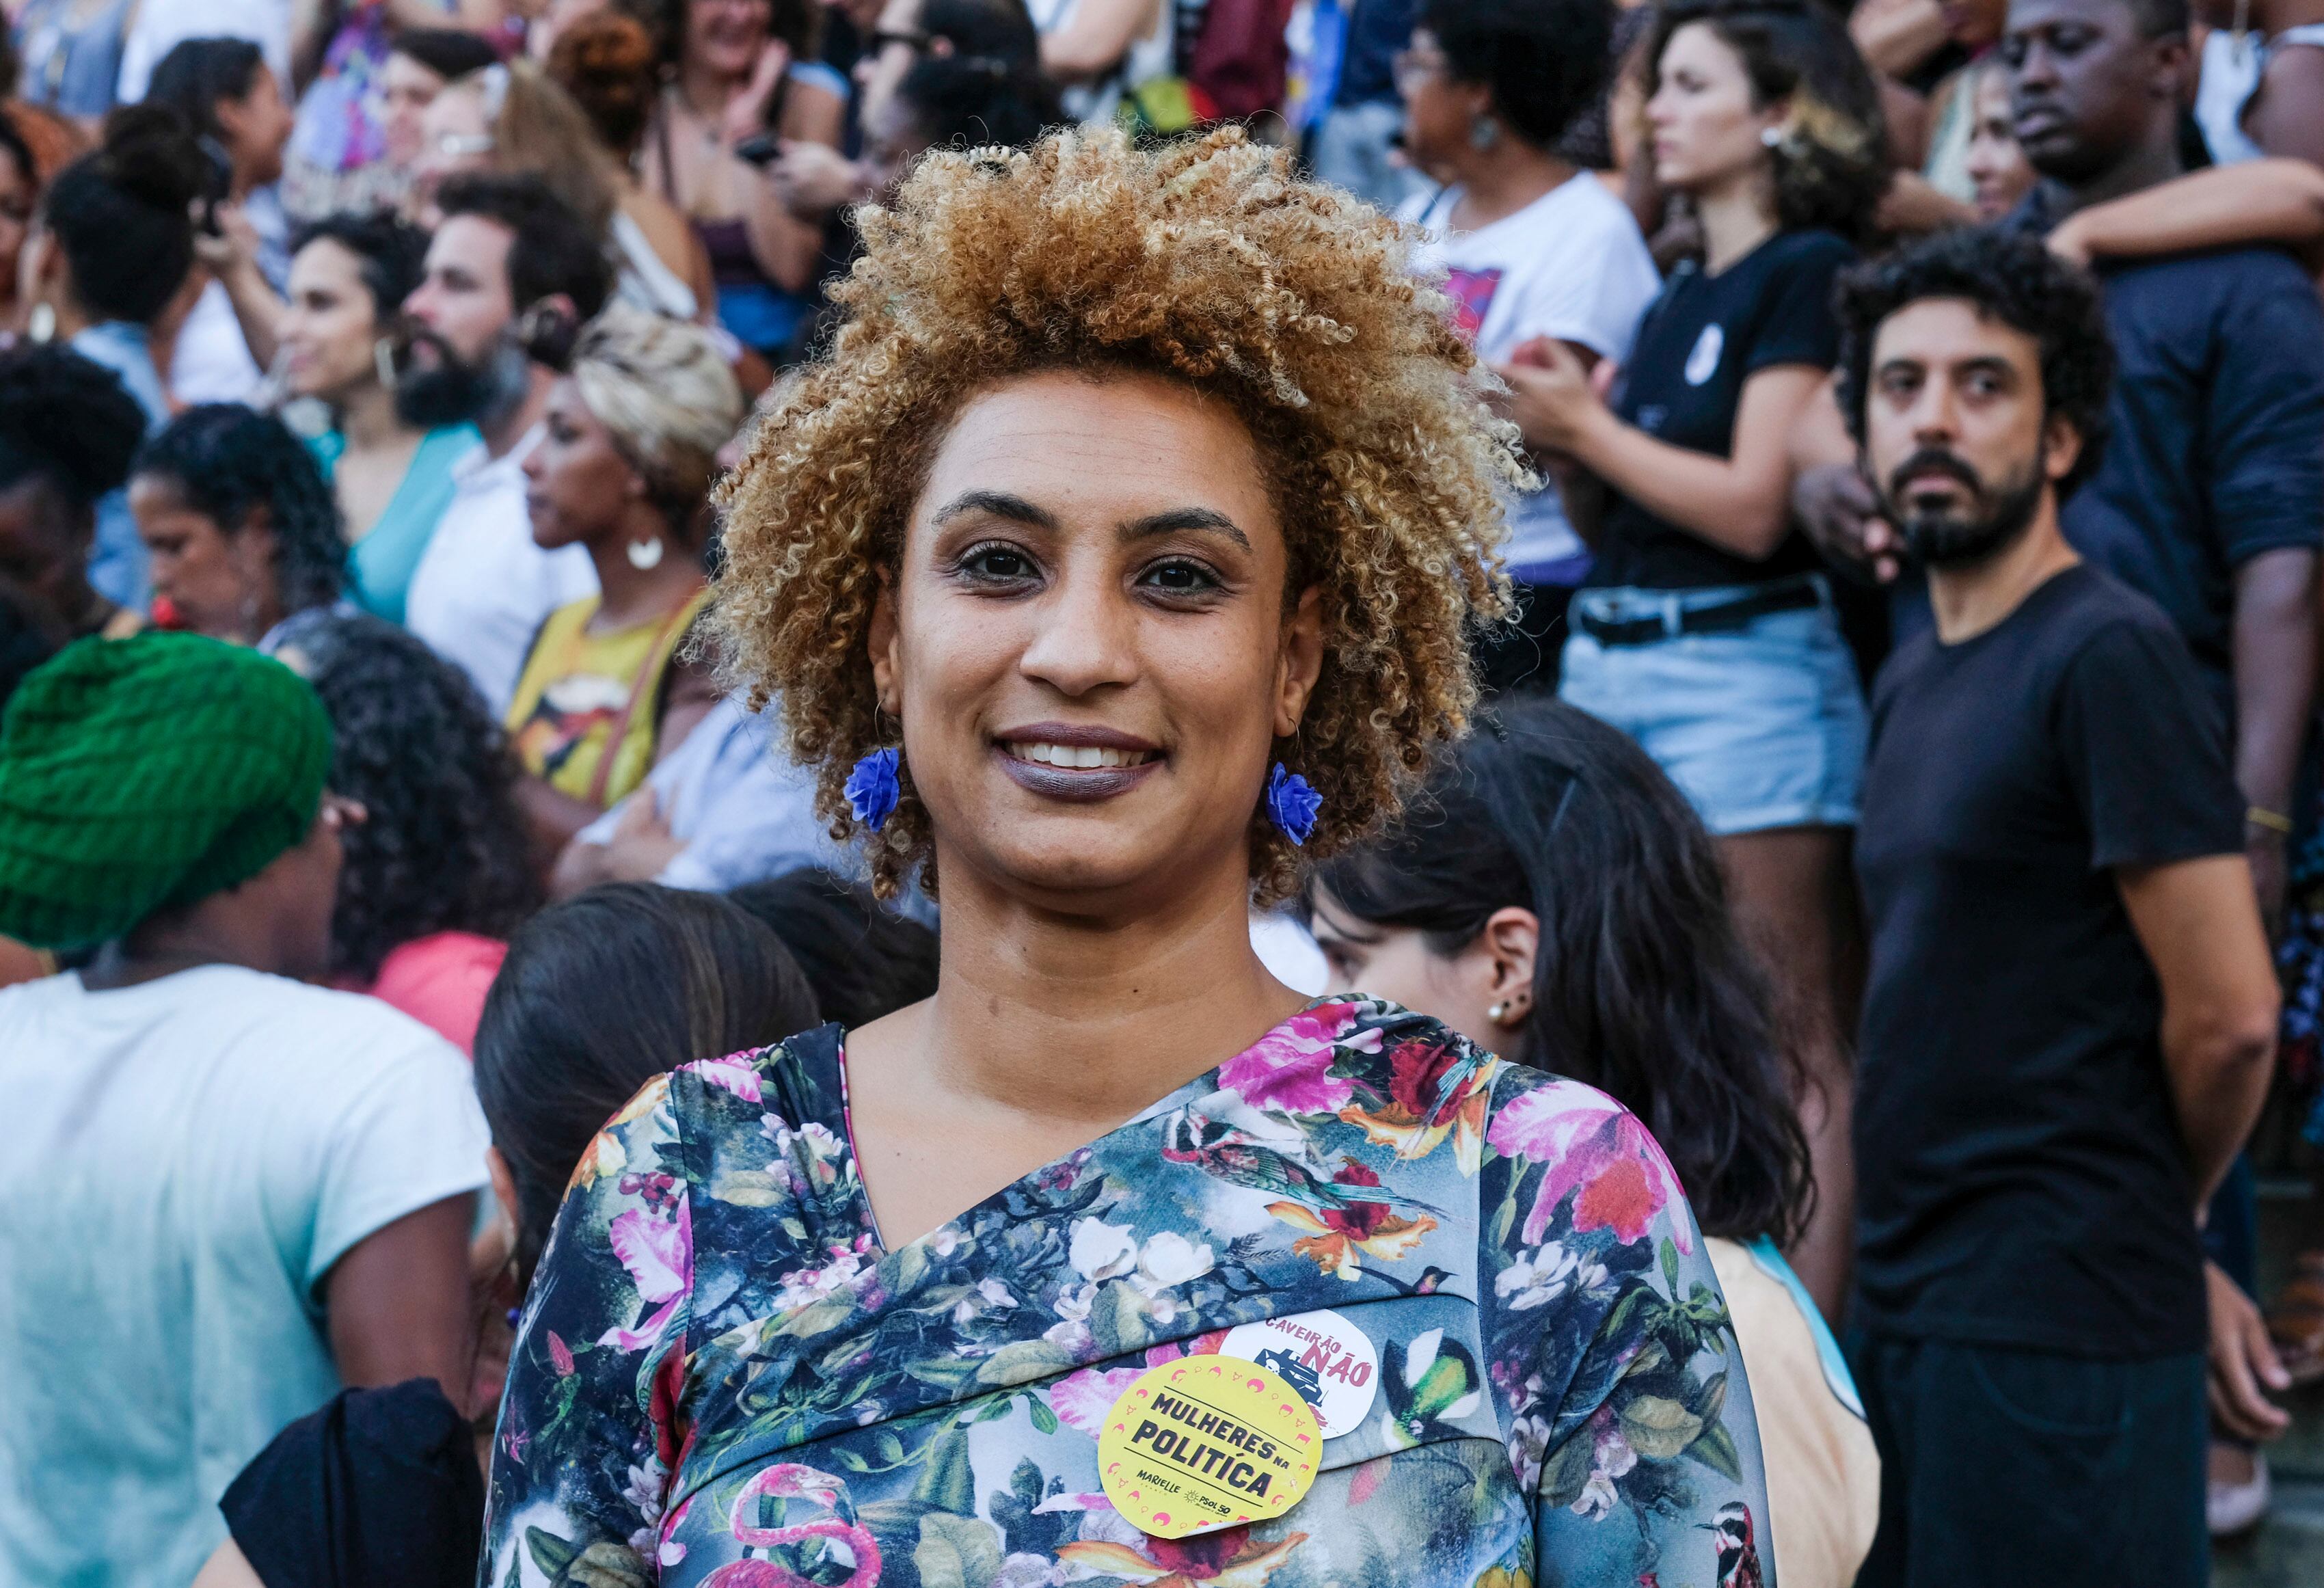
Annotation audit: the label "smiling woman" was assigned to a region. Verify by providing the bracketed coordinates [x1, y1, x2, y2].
[483, 126, 1780, 1588]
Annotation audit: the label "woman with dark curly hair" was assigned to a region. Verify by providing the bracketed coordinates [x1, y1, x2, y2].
[485, 126, 1776, 1588]
[1305, 696, 1879, 1587]
[1494, 0, 1884, 1317]
[281, 613, 541, 1055]
[129, 403, 349, 651]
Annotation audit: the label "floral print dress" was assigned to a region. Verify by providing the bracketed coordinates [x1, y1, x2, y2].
[483, 999, 1776, 1588]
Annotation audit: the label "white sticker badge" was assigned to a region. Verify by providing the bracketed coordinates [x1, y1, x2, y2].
[1684, 321, 1725, 386]
[1220, 1309, 1380, 1438]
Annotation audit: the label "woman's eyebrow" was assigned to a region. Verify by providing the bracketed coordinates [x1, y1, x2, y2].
[931, 489, 1059, 530]
[1119, 507, 1249, 550]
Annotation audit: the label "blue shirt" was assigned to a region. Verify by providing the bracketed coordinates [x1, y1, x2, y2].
[69, 321, 170, 615]
[2067, 244, 2324, 682]
[1334, 0, 1414, 107]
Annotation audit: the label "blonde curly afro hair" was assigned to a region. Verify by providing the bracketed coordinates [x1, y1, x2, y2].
[710, 125, 1524, 903]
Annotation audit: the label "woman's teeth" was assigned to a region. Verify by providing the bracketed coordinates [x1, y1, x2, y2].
[1007, 742, 1156, 769]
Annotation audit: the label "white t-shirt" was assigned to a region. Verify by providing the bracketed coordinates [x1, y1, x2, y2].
[1403, 173, 1662, 576]
[0, 965, 489, 1588]
[404, 422, 598, 718]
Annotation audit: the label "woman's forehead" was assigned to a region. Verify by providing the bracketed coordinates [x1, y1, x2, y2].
[914, 371, 1278, 539]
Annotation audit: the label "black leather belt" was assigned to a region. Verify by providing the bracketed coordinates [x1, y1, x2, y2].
[1573, 576, 1822, 647]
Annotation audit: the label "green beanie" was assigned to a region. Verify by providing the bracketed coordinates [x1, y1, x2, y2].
[0, 632, 335, 951]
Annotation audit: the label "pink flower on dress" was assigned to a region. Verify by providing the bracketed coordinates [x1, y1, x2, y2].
[598, 1192, 694, 1351]
[680, 1053, 764, 1103]
[1487, 1080, 1691, 1252]
[1216, 1004, 1362, 1114]
[1049, 1365, 1144, 1436]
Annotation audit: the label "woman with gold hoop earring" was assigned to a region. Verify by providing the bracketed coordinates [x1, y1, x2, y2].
[280, 212, 484, 625]
[502, 305, 740, 872]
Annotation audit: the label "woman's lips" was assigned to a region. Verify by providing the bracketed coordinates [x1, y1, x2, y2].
[993, 728, 1163, 803]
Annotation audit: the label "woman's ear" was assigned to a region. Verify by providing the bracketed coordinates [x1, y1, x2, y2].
[1273, 584, 1325, 739]
[1481, 905, 1539, 1025]
[867, 565, 900, 717]
[486, 1145, 521, 1237]
[235, 504, 281, 582]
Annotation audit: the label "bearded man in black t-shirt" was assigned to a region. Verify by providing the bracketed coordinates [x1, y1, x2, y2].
[1834, 228, 2281, 1588]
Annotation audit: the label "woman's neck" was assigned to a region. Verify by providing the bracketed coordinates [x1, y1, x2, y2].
[1694, 172, 1780, 275]
[901, 848, 1303, 1131]
[338, 377, 406, 449]
[677, 59, 744, 118]
[585, 512, 704, 628]
[1450, 140, 1576, 231]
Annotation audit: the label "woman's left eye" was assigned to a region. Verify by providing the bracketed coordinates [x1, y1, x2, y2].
[1139, 559, 1221, 595]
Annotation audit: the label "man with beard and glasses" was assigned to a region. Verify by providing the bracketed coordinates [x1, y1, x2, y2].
[1835, 226, 2281, 1587]
[401, 173, 610, 718]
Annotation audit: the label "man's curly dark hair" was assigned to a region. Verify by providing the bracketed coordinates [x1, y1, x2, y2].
[286, 614, 541, 981]
[1423, 0, 1615, 149]
[131, 405, 347, 615]
[1835, 224, 2115, 496]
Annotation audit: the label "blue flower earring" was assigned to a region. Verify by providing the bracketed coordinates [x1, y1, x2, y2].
[846, 746, 902, 831]
[1266, 762, 1321, 846]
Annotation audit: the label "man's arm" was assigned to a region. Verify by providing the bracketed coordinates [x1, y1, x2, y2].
[2232, 546, 2318, 936]
[2116, 854, 2279, 1209]
[323, 1192, 476, 1410]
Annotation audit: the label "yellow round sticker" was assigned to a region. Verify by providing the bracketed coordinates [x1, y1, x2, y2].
[1095, 1356, 1322, 1539]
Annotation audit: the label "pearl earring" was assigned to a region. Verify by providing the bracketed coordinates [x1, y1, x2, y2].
[373, 336, 396, 388]
[1489, 1002, 1509, 1022]
[626, 536, 664, 571]
[1759, 125, 1785, 149]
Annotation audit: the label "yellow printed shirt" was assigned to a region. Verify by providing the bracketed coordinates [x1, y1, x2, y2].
[505, 588, 707, 810]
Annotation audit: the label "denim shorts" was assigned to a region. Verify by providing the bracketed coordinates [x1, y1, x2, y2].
[1558, 577, 1868, 835]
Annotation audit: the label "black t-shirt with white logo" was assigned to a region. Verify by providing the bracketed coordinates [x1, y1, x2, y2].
[1854, 563, 2243, 1356]
[1587, 227, 1854, 591]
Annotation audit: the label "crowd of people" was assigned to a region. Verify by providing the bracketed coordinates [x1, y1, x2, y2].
[0, 0, 2319, 1584]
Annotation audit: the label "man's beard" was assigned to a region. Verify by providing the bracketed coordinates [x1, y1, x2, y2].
[1878, 446, 2047, 569]
[393, 327, 532, 430]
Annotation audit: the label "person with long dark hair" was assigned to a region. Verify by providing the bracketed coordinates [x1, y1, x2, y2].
[287, 614, 541, 1056]
[1304, 696, 1878, 1588]
[1494, 0, 1887, 1318]
[642, 0, 848, 358]
[128, 403, 348, 651]
[144, 37, 295, 407]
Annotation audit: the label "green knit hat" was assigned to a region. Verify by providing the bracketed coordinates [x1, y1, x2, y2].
[0, 632, 335, 950]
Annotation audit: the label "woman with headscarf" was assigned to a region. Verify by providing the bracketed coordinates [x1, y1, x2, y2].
[0, 633, 488, 1588]
[483, 126, 1775, 1588]
[504, 306, 739, 864]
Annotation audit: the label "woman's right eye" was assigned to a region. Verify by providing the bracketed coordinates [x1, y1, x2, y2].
[958, 543, 1038, 582]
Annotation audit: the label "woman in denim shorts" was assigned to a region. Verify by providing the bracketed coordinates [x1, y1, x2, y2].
[1493, 0, 1886, 1317]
